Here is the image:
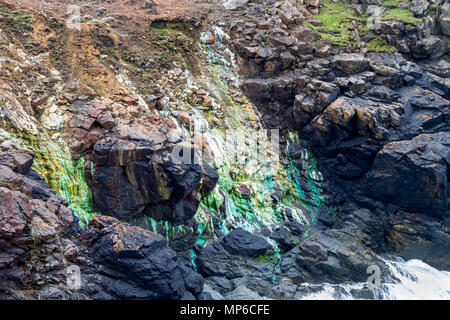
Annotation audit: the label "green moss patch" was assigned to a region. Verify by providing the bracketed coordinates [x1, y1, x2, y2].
[366, 36, 396, 53]
[306, 0, 368, 46]
[253, 253, 278, 264]
[0, 5, 32, 31]
[383, 0, 410, 8]
[148, 21, 200, 73]
[381, 9, 422, 24]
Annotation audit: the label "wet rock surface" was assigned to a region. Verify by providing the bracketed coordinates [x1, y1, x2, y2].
[196, 228, 275, 280]
[82, 215, 203, 299]
[211, 0, 450, 296]
[368, 132, 449, 216]
[0, 0, 449, 300]
[0, 148, 203, 299]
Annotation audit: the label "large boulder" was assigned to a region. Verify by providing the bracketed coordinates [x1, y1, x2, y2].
[83, 215, 203, 299]
[367, 132, 449, 217]
[410, 36, 449, 60]
[332, 53, 371, 75]
[275, 230, 385, 284]
[89, 128, 216, 226]
[195, 228, 275, 280]
[222, 228, 272, 256]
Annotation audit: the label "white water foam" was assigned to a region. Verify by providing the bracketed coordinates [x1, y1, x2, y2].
[380, 259, 450, 300]
[299, 258, 450, 300]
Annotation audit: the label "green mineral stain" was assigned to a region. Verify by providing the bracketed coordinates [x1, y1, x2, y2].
[182, 37, 330, 254]
[189, 248, 198, 271]
[148, 28, 332, 270]
[186, 43, 319, 253]
[29, 139, 95, 227]
[0, 127, 95, 227]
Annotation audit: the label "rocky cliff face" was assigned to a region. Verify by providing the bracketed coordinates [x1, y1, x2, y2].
[0, 0, 448, 300]
[0, 147, 202, 299]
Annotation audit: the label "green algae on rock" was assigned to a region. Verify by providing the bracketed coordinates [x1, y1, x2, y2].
[305, 0, 369, 46]
[0, 127, 95, 227]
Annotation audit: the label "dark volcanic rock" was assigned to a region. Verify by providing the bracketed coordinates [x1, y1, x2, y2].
[386, 209, 450, 271]
[367, 132, 449, 217]
[222, 228, 272, 256]
[332, 53, 371, 75]
[83, 215, 203, 299]
[89, 131, 216, 227]
[232, 5, 450, 280]
[0, 147, 204, 300]
[275, 230, 385, 284]
[269, 226, 296, 252]
[0, 148, 76, 299]
[196, 228, 275, 281]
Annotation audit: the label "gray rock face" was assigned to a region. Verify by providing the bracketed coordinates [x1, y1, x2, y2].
[225, 285, 264, 300]
[373, 20, 404, 35]
[411, 36, 449, 59]
[419, 58, 450, 78]
[293, 78, 340, 126]
[439, 2, 450, 36]
[84, 215, 204, 299]
[198, 284, 224, 300]
[332, 53, 371, 75]
[304, 96, 402, 149]
[278, 1, 303, 25]
[275, 230, 385, 284]
[410, 0, 429, 16]
[89, 131, 217, 230]
[368, 132, 449, 217]
[223, 0, 249, 10]
[242, 75, 296, 104]
[196, 228, 275, 281]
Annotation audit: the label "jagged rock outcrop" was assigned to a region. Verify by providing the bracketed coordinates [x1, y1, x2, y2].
[89, 130, 206, 224]
[82, 215, 203, 299]
[62, 94, 218, 229]
[0, 147, 204, 299]
[367, 132, 449, 216]
[196, 228, 275, 280]
[0, 0, 449, 301]
[225, 0, 450, 287]
[0, 147, 75, 299]
[275, 230, 386, 284]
